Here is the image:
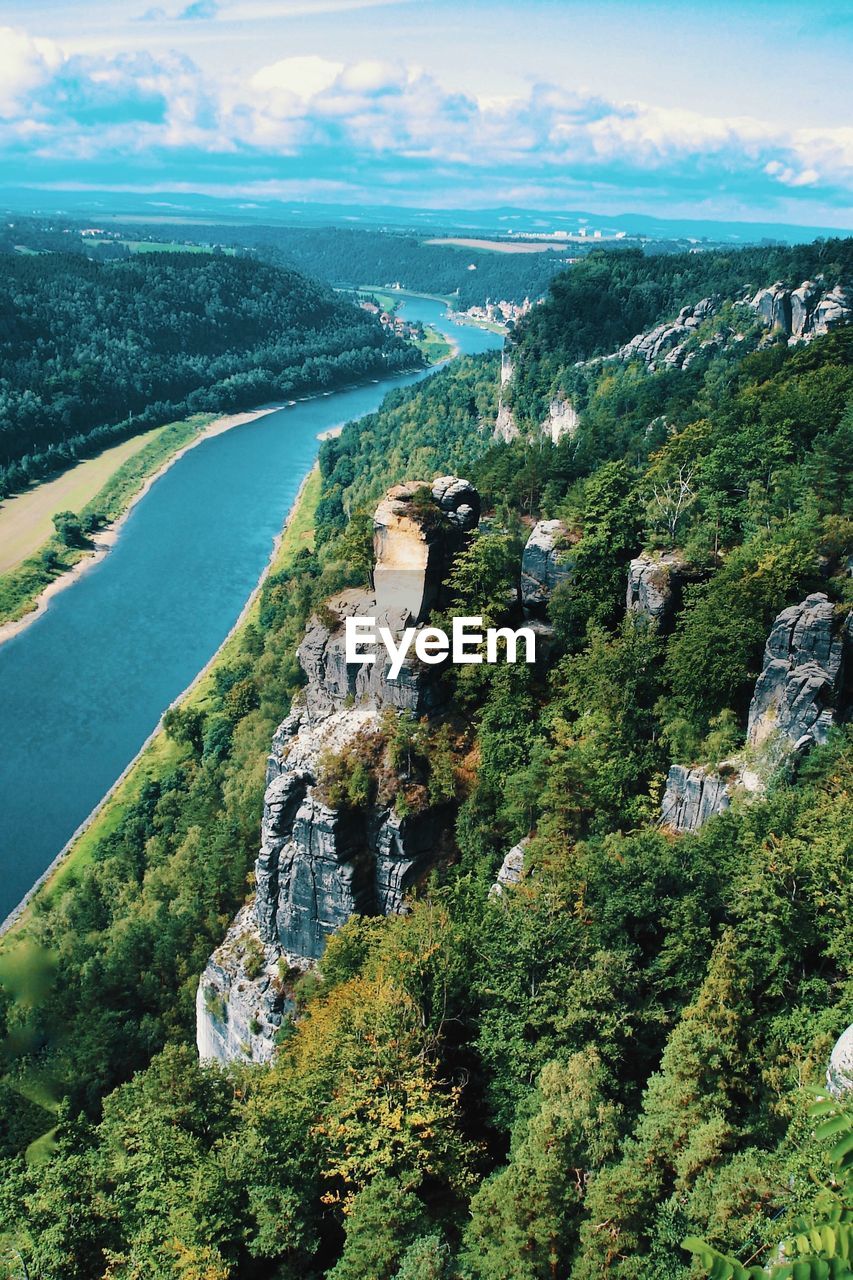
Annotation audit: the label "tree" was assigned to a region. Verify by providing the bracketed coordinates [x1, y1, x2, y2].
[52, 510, 86, 548]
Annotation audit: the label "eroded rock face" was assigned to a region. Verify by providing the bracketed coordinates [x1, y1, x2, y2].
[489, 837, 530, 898]
[198, 478, 479, 1061]
[373, 478, 479, 622]
[541, 397, 578, 443]
[521, 520, 573, 611]
[750, 280, 852, 342]
[615, 297, 718, 370]
[495, 344, 520, 441]
[661, 592, 850, 835]
[747, 593, 850, 756]
[196, 904, 295, 1064]
[626, 553, 700, 630]
[660, 765, 731, 833]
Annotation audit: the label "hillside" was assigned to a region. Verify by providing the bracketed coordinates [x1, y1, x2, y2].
[0, 252, 417, 500]
[0, 239, 851, 1280]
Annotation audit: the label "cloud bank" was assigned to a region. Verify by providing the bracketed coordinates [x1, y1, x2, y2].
[2, 26, 851, 224]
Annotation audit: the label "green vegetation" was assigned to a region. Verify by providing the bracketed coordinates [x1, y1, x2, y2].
[0, 415, 212, 626]
[0, 238, 851, 1280]
[0, 252, 418, 500]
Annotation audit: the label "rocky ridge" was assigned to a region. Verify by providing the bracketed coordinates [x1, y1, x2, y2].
[751, 279, 852, 343]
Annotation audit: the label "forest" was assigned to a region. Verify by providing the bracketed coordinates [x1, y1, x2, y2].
[0, 237, 851, 1280]
[0, 217, 576, 310]
[0, 251, 417, 500]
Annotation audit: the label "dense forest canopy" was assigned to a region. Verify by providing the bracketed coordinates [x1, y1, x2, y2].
[0, 216, 579, 309]
[0, 239, 851, 1280]
[0, 251, 416, 499]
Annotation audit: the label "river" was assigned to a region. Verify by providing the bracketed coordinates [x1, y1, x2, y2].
[0, 296, 501, 925]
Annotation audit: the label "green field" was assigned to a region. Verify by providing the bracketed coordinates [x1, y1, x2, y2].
[0, 428, 163, 575]
[120, 240, 237, 255]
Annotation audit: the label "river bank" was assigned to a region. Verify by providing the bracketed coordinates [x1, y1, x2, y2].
[0, 407, 287, 648]
[0, 352, 435, 650]
[0, 292, 502, 927]
[0, 463, 321, 943]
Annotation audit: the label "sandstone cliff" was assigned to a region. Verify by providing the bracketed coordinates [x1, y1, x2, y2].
[661, 592, 850, 834]
[197, 477, 479, 1064]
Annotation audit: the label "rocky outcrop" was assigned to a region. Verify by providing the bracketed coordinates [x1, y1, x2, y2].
[626, 553, 701, 630]
[495, 343, 520, 441]
[661, 593, 850, 835]
[660, 765, 732, 833]
[752, 281, 792, 333]
[541, 397, 578, 443]
[747, 593, 850, 757]
[751, 279, 852, 342]
[615, 297, 718, 371]
[521, 520, 573, 611]
[198, 478, 479, 1062]
[197, 904, 295, 1064]
[373, 477, 479, 622]
[489, 837, 530, 897]
[828, 1025, 853, 1097]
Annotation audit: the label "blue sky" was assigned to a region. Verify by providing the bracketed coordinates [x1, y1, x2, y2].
[1, 0, 852, 226]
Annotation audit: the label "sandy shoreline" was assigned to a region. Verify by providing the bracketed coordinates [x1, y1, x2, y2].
[0, 464, 317, 942]
[0, 405, 285, 650]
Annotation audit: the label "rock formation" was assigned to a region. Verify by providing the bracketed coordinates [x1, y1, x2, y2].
[661, 593, 850, 835]
[489, 837, 530, 897]
[747, 593, 850, 758]
[495, 343, 520, 441]
[372, 477, 479, 622]
[615, 297, 718, 371]
[828, 1024, 853, 1098]
[198, 477, 479, 1063]
[540, 397, 578, 443]
[626, 553, 701, 631]
[750, 279, 852, 343]
[521, 520, 573, 611]
[660, 765, 732, 834]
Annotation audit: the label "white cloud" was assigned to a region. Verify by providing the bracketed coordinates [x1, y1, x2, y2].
[2, 26, 852, 219]
[0, 28, 64, 117]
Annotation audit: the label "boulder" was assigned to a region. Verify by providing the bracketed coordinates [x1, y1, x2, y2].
[828, 1024, 853, 1098]
[489, 837, 530, 897]
[521, 520, 573, 610]
[747, 593, 850, 755]
[626, 553, 700, 630]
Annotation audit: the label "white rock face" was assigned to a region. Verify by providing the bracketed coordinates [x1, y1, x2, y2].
[196, 904, 297, 1065]
[750, 279, 852, 343]
[747, 593, 850, 756]
[521, 520, 573, 610]
[541, 397, 578, 443]
[489, 837, 530, 897]
[828, 1025, 853, 1097]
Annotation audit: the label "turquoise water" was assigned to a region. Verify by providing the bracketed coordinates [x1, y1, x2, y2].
[0, 297, 501, 922]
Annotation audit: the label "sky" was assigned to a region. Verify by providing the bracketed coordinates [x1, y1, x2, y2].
[1, 0, 852, 228]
